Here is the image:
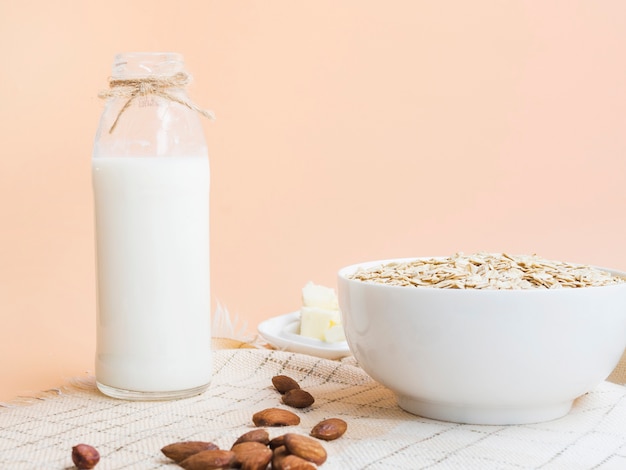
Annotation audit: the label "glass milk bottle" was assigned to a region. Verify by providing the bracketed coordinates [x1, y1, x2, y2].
[92, 52, 212, 400]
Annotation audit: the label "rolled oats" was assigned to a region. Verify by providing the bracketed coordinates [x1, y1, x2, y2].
[349, 253, 624, 289]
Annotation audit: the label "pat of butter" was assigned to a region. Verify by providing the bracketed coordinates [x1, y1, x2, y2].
[301, 282, 339, 310]
[300, 306, 343, 341]
[299, 282, 345, 343]
[324, 324, 346, 343]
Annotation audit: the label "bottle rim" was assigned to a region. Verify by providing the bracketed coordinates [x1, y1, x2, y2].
[112, 52, 184, 78]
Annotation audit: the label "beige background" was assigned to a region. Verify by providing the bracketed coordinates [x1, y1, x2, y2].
[1, 1, 625, 401]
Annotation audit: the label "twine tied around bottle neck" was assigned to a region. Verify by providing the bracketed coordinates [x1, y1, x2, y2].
[98, 71, 215, 133]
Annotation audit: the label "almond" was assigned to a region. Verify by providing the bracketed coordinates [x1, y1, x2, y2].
[269, 434, 286, 450]
[271, 445, 316, 470]
[71, 444, 100, 469]
[161, 441, 219, 463]
[284, 433, 327, 465]
[310, 418, 348, 441]
[179, 449, 236, 470]
[231, 441, 272, 470]
[232, 429, 270, 447]
[252, 408, 300, 427]
[282, 389, 315, 408]
[272, 375, 301, 394]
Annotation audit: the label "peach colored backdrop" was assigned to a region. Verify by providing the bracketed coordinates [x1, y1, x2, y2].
[1, 1, 625, 401]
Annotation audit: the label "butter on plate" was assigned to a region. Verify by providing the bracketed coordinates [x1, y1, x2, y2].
[299, 282, 346, 343]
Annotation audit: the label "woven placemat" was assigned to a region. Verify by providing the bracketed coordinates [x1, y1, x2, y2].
[1, 348, 626, 469]
[608, 348, 626, 385]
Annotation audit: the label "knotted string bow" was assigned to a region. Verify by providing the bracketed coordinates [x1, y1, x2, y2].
[98, 72, 215, 133]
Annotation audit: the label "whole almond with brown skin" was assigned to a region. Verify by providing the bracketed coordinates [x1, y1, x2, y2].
[284, 433, 327, 465]
[272, 446, 316, 470]
[310, 418, 348, 441]
[271, 446, 289, 470]
[71, 444, 100, 469]
[272, 375, 300, 394]
[269, 434, 286, 450]
[280, 454, 318, 470]
[252, 408, 300, 427]
[161, 441, 219, 462]
[231, 441, 272, 470]
[179, 449, 236, 470]
[282, 389, 315, 408]
[232, 429, 270, 447]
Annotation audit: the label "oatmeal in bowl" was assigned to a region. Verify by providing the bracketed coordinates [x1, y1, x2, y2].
[337, 253, 626, 425]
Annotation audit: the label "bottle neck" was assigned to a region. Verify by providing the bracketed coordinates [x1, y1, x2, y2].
[95, 52, 209, 157]
[112, 52, 185, 79]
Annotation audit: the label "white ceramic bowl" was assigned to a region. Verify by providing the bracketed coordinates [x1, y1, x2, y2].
[337, 258, 626, 425]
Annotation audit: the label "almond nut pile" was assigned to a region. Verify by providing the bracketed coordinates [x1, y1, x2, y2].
[159, 374, 346, 469]
[349, 252, 624, 289]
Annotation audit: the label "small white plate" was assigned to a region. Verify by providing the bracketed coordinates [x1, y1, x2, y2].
[257, 311, 351, 360]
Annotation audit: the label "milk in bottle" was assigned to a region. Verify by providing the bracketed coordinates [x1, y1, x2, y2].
[92, 53, 211, 400]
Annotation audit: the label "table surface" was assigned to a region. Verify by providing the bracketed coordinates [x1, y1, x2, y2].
[1, 346, 626, 470]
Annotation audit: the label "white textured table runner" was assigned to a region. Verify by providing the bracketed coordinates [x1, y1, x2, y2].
[1, 348, 626, 469]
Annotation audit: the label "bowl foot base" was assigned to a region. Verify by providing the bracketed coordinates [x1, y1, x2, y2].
[96, 381, 210, 401]
[396, 395, 573, 425]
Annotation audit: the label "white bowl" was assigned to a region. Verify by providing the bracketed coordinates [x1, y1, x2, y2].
[337, 258, 626, 425]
